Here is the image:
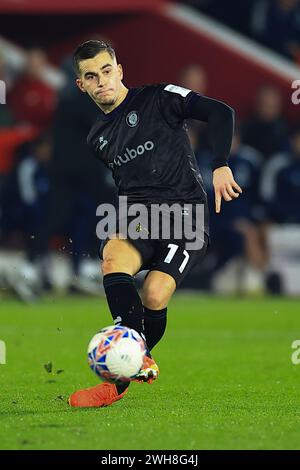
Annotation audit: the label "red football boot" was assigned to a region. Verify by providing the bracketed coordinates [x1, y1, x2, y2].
[69, 382, 128, 408]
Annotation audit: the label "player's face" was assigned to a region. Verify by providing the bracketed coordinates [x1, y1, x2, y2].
[76, 51, 123, 108]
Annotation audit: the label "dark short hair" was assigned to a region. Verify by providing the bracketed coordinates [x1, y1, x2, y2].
[72, 40, 116, 76]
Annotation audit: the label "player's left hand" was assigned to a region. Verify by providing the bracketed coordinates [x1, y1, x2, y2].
[213, 166, 242, 214]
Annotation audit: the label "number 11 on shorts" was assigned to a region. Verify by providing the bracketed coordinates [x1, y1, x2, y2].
[164, 244, 190, 273]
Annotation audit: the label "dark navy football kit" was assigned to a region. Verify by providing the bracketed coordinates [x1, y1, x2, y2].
[87, 83, 234, 285]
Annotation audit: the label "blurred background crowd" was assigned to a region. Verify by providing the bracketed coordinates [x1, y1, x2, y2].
[0, 0, 300, 301]
[184, 0, 300, 63]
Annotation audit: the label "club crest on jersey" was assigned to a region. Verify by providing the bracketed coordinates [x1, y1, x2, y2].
[126, 111, 139, 127]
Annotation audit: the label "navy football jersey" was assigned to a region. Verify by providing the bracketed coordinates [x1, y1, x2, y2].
[87, 83, 208, 207]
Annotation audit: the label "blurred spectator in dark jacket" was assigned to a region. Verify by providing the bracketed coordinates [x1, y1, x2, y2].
[1, 133, 51, 249]
[242, 85, 288, 160]
[260, 126, 300, 223]
[17, 134, 51, 234]
[8, 48, 56, 131]
[251, 0, 300, 61]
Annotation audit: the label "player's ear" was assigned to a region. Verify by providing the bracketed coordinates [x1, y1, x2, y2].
[118, 64, 123, 81]
[76, 78, 86, 93]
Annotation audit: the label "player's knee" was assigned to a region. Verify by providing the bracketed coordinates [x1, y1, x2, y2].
[142, 286, 168, 310]
[101, 253, 136, 276]
[101, 257, 119, 275]
[102, 239, 142, 276]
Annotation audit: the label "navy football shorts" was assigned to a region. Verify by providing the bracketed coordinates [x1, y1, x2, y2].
[98, 206, 209, 287]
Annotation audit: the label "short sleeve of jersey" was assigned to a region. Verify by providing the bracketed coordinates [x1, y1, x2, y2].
[157, 83, 196, 128]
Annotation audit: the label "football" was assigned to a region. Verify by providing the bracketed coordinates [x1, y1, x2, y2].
[87, 325, 146, 383]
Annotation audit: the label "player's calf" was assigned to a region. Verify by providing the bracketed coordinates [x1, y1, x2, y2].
[142, 270, 176, 310]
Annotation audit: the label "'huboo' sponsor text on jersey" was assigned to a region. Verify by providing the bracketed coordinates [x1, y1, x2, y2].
[113, 141, 154, 167]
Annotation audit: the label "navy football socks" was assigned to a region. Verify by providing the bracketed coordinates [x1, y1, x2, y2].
[103, 272, 145, 336]
[143, 306, 167, 351]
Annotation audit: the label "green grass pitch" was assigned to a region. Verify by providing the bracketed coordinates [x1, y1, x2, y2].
[0, 294, 300, 450]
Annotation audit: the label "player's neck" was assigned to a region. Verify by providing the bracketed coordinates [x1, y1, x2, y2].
[99, 85, 129, 114]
